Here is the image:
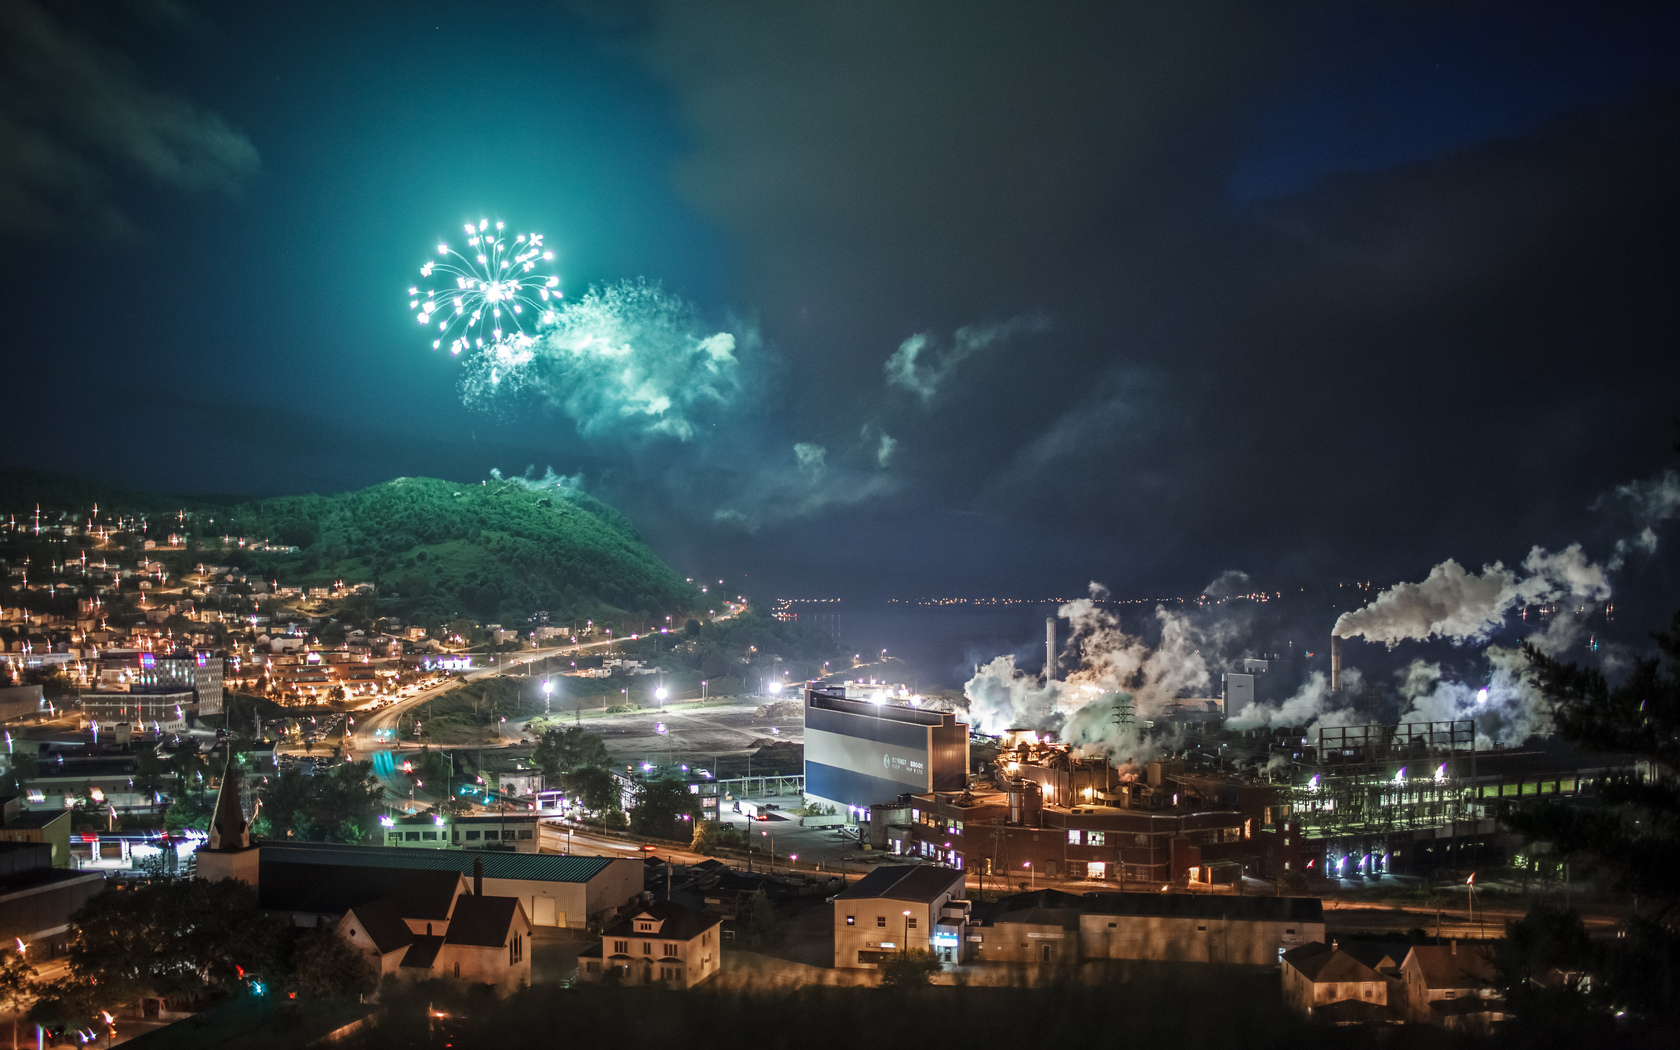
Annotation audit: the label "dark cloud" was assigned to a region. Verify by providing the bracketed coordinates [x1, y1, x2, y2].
[630, 2, 1680, 595]
[0, 0, 258, 237]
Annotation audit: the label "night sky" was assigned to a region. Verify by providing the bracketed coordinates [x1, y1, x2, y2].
[3, 0, 1678, 608]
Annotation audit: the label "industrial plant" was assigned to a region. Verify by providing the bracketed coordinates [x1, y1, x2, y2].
[810, 650, 1639, 892]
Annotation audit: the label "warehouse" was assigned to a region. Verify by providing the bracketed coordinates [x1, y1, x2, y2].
[964, 890, 1324, 969]
[214, 841, 641, 929]
[802, 685, 969, 813]
[1079, 892, 1323, 966]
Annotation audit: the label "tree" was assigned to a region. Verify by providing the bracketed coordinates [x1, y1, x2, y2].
[0, 945, 36, 1049]
[1506, 595, 1680, 1028]
[628, 778, 700, 839]
[25, 979, 97, 1040]
[878, 948, 941, 987]
[253, 760, 383, 843]
[735, 888, 778, 949]
[133, 746, 166, 812]
[67, 879, 287, 1003]
[289, 929, 377, 1000]
[1492, 904, 1610, 1036]
[532, 726, 609, 780]
[562, 766, 619, 814]
[691, 819, 744, 855]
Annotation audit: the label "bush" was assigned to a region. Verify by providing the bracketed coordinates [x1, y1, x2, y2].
[878, 948, 941, 987]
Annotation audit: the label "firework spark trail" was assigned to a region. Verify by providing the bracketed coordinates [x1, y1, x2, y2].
[408, 218, 560, 356]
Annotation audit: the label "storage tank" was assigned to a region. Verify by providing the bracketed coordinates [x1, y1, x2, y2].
[1007, 779, 1043, 826]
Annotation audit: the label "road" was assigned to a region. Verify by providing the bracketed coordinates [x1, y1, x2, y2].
[349, 639, 620, 809]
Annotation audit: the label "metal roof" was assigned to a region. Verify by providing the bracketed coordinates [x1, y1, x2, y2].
[258, 842, 618, 883]
[835, 864, 965, 903]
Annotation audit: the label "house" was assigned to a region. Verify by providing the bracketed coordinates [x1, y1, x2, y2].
[832, 864, 971, 968]
[339, 897, 420, 980]
[1281, 941, 1393, 1020]
[1399, 942, 1504, 1031]
[310, 863, 530, 993]
[578, 899, 722, 987]
[433, 892, 531, 994]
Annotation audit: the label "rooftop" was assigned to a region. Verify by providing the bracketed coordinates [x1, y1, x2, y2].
[257, 841, 617, 883]
[972, 889, 1087, 929]
[1282, 941, 1386, 983]
[444, 893, 520, 947]
[600, 898, 718, 942]
[835, 864, 965, 904]
[400, 934, 444, 969]
[1403, 943, 1497, 989]
[258, 860, 463, 919]
[345, 898, 414, 955]
[1082, 891, 1324, 923]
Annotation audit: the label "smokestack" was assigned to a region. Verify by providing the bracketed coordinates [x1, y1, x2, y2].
[473, 857, 483, 896]
[1046, 617, 1057, 683]
[1330, 634, 1343, 693]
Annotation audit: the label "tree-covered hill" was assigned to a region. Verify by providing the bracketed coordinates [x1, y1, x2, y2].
[0, 469, 700, 626]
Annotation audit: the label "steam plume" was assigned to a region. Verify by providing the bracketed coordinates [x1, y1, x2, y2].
[1332, 543, 1609, 648]
[963, 582, 1221, 762]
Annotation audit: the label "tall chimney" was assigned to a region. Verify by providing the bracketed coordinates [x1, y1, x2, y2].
[1046, 617, 1057, 684]
[473, 857, 483, 896]
[1330, 634, 1343, 693]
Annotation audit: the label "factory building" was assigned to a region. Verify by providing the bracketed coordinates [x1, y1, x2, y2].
[802, 685, 969, 815]
[897, 733, 1300, 885]
[1283, 720, 1638, 877]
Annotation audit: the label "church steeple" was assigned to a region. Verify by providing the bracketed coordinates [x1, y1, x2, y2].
[207, 745, 250, 851]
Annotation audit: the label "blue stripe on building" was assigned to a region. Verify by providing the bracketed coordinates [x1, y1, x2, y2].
[805, 760, 914, 810]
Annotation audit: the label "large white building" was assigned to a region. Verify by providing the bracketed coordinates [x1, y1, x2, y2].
[802, 685, 969, 814]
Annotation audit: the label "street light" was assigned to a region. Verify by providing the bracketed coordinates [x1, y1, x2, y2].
[1024, 861, 1033, 890]
[902, 909, 912, 956]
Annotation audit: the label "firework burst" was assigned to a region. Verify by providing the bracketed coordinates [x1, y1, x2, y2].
[408, 218, 560, 355]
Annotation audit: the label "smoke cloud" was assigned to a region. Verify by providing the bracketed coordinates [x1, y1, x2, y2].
[1331, 543, 1610, 648]
[460, 279, 751, 442]
[1394, 647, 1550, 747]
[1201, 569, 1253, 598]
[488, 466, 584, 497]
[793, 442, 826, 472]
[1225, 668, 1368, 736]
[1605, 468, 1680, 570]
[874, 432, 898, 468]
[884, 314, 1050, 404]
[963, 582, 1226, 762]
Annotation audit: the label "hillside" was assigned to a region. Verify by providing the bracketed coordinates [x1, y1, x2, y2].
[0, 470, 700, 626]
